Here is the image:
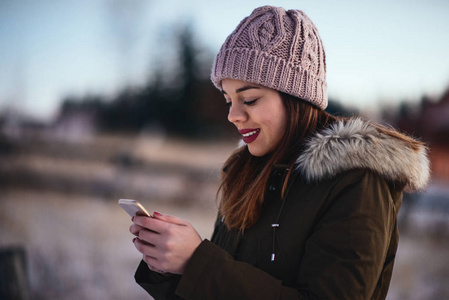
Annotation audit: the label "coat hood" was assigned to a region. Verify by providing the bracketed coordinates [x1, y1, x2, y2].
[295, 118, 430, 192]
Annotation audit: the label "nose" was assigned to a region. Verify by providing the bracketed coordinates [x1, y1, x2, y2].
[227, 103, 248, 124]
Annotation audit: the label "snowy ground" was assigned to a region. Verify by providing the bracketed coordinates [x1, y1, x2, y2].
[1, 132, 448, 299]
[0, 189, 217, 300]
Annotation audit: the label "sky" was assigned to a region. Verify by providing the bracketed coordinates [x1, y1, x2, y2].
[1, 0, 449, 121]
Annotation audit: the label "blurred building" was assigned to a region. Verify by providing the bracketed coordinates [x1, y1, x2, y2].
[419, 89, 449, 181]
[394, 88, 449, 182]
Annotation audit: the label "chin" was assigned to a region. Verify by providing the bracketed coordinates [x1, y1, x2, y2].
[247, 145, 269, 157]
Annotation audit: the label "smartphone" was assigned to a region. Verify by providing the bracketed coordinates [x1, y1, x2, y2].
[118, 199, 152, 218]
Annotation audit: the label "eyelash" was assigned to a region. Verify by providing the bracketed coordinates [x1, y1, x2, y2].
[225, 99, 258, 107]
[244, 99, 258, 106]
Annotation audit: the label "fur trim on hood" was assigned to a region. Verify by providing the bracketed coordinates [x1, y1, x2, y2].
[295, 118, 430, 192]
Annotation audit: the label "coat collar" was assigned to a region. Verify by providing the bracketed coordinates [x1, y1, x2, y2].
[295, 118, 430, 192]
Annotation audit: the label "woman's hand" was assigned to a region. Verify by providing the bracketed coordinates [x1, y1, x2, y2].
[130, 212, 202, 275]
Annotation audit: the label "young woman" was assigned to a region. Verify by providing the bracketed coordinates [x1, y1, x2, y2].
[129, 6, 430, 299]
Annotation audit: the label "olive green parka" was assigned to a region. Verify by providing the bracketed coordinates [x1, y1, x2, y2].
[135, 118, 430, 300]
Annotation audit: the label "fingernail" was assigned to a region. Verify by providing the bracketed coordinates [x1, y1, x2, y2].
[153, 211, 162, 217]
[131, 216, 135, 222]
[132, 237, 137, 243]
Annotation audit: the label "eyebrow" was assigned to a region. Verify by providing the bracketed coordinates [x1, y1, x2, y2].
[221, 85, 260, 95]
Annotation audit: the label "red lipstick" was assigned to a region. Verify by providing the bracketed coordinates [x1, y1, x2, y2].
[239, 128, 260, 144]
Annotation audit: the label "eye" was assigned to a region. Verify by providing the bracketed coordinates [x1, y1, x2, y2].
[224, 101, 232, 107]
[243, 99, 258, 106]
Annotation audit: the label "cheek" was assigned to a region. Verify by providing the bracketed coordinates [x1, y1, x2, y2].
[270, 121, 287, 145]
[266, 108, 288, 135]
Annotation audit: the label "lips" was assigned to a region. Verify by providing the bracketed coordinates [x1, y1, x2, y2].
[239, 128, 260, 144]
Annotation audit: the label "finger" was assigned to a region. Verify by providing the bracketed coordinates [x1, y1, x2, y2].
[130, 223, 144, 236]
[138, 227, 161, 245]
[152, 212, 189, 226]
[134, 215, 177, 234]
[133, 237, 158, 257]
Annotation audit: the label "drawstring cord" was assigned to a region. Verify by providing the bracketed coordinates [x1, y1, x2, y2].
[271, 223, 280, 262]
[270, 196, 286, 262]
[270, 168, 290, 263]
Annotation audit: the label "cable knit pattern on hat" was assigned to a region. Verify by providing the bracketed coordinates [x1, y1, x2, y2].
[211, 6, 328, 109]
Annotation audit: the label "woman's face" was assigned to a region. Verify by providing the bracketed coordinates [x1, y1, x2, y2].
[221, 78, 288, 157]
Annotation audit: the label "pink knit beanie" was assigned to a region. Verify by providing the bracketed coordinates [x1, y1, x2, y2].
[211, 6, 327, 109]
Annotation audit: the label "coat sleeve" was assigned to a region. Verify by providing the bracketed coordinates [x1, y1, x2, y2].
[135, 260, 184, 300]
[175, 170, 397, 300]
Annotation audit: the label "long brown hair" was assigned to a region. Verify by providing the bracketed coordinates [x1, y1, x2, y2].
[218, 92, 426, 231]
[217, 93, 336, 230]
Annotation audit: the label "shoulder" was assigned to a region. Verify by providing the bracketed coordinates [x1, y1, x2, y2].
[295, 118, 430, 192]
[289, 168, 393, 199]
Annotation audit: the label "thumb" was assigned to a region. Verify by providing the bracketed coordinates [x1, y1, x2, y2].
[153, 212, 187, 226]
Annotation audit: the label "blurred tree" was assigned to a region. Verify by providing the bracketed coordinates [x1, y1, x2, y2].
[163, 25, 201, 135]
[127, 22, 230, 138]
[55, 21, 231, 138]
[325, 99, 358, 117]
[396, 100, 420, 136]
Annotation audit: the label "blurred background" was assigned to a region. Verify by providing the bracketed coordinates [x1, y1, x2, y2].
[1, 0, 448, 299]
